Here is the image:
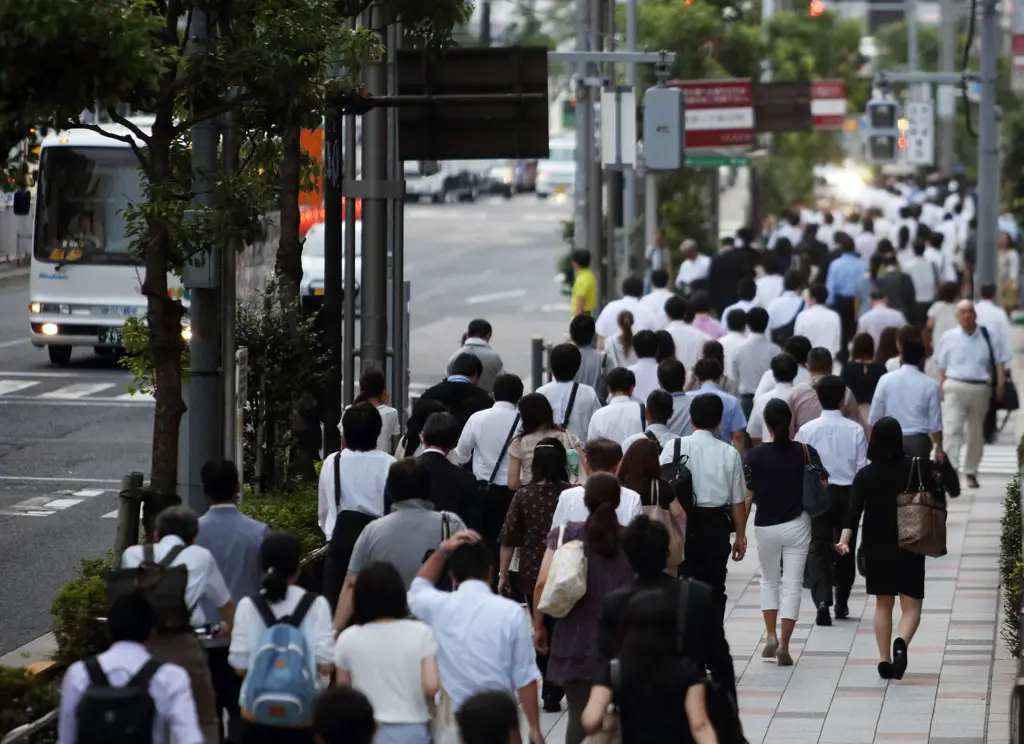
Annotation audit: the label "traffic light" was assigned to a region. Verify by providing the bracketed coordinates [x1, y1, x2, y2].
[809, 0, 824, 15]
[864, 99, 901, 164]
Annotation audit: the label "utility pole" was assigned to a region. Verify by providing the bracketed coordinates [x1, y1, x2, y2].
[624, 0, 640, 279]
[181, 6, 222, 514]
[604, 0, 622, 291]
[480, 0, 492, 46]
[573, 0, 591, 256]
[221, 104, 239, 463]
[977, 0, 1001, 291]
[323, 109, 343, 453]
[588, 0, 606, 305]
[937, 0, 957, 172]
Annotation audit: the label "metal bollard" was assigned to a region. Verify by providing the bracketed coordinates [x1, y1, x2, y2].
[546, 344, 554, 383]
[531, 337, 544, 392]
[113, 471, 145, 565]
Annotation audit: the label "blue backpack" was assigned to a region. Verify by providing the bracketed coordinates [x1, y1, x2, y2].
[240, 592, 318, 728]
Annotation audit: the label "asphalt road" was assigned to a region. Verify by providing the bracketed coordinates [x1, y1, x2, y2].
[0, 193, 571, 654]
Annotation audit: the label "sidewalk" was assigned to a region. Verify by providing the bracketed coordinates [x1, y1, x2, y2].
[535, 438, 1017, 744]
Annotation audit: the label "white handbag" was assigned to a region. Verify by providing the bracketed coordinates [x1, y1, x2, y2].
[537, 524, 588, 618]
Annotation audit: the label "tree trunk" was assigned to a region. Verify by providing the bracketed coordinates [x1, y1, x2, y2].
[276, 126, 302, 307]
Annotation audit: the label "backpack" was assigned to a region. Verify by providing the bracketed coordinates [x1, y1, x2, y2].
[770, 300, 804, 346]
[75, 658, 161, 744]
[240, 593, 319, 728]
[660, 438, 694, 514]
[106, 545, 194, 635]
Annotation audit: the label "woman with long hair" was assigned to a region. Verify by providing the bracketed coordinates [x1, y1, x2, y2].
[841, 332, 887, 427]
[347, 367, 400, 453]
[618, 438, 687, 575]
[498, 437, 572, 712]
[743, 400, 824, 666]
[874, 326, 899, 368]
[395, 398, 449, 461]
[837, 417, 929, 680]
[334, 562, 439, 744]
[581, 591, 718, 744]
[606, 310, 637, 368]
[229, 532, 335, 744]
[654, 330, 676, 364]
[884, 324, 923, 372]
[507, 393, 582, 489]
[533, 473, 633, 744]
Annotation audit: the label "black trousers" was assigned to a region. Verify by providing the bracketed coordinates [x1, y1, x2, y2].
[682, 506, 733, 624]
[903, 433, 933, 458]
[478, 483, 516, 588]
[323, 510, 378, 613]
[205, 645, 242, 743]
[740, 394, 755, 420]
[808, 485, 857, 608]
[834, 296, 857, 363]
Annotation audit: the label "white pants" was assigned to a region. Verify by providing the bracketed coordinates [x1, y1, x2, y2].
[755, 512, 811, 620]
[942, 379, 991, 476]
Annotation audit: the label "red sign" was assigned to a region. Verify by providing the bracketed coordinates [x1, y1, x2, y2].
[811, 80, 846, 130]
[669, 79, 754, 151]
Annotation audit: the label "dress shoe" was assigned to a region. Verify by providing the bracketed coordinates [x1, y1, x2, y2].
[816, 603, 832, 626]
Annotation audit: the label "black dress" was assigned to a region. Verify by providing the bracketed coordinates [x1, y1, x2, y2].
[598, 656, 704, 744]
[847, 459, 926, 599]
[840, 361, 888, 405]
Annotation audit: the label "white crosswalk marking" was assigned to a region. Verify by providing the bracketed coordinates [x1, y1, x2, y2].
[41, 383, 118, 399]
[44, 497, 83, 510]
[962, 444, 1019, 475]
[101, 510, 118, 519]
[115, 391, 155, 402]
[0, 380, 40, 396]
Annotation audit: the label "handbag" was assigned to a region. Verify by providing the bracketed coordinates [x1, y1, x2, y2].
[979, 326, 1019, 411]
[800, 443, 830, 518]
[582, 660, 621, 744]
[537, 524, 588, 618]
[896, 457, 947, 558]
[642, 479, 686, 576]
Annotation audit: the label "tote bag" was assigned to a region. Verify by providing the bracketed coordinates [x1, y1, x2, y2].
[896, 457, 947, 558]
[537, 524, 588, 619]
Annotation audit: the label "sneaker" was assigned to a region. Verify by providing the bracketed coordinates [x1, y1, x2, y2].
[816, 603, 832, 626]
[966, 474, 980, 489]
[762, 636, 779, 659]
[776, 646, 793, 666]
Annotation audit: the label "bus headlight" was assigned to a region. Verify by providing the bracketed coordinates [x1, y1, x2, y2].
[181, 326, 192, 342]
[41, 323, 59, 336]
[29, 303, 41, 314]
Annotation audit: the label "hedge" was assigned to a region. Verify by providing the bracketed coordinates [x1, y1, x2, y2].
[0, 667, 59, 739]
[1000, 472, 1022, 656]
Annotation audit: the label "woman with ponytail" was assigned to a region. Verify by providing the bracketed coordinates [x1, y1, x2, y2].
[606, 310, 637, 368]
[532, 473, 633, 744]
[229, 532, 336, 743]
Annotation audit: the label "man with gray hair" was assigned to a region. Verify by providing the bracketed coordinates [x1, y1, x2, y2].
[121, 505, 235, 744]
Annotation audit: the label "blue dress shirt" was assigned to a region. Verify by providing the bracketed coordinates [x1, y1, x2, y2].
[826, 253, 867, 304]
[869, 364, 942, 435]
[681, 382, 747, 442]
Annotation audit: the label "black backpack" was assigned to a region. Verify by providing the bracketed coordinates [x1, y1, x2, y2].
[75, 658, 161, 744]
[660, 438, 694, 513]
[770, 300, 804, 346]
[106, 545, 194, 635]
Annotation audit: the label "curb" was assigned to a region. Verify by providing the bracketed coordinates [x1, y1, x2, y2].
[0, 267, 29, 290]
[0, 632, 56, 676]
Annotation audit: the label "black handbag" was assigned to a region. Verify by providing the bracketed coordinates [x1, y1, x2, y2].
[979, 327, 1019, 411]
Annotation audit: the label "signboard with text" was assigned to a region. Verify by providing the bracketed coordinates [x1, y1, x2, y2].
[905, 100, 935, 166]
[669, 79, 754, 152]
[811, 80, 846, 130]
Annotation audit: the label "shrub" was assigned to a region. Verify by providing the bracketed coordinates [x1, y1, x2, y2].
[1000, 473, 1022, 656]
[0, 667, 60, 738]
[239, 484, 324, 556]
[49, 557, 112, 670]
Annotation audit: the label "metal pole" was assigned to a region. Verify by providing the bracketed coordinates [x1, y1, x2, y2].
[907, 0, 920, 108]
[222, 106, 238, 463]
[388, 23, 407, 424]
[644, 169, 658, 254]
[531, 337, 544, 392]
[361, 5, 389, 375]
[624, 0, 639, 281]
[343, 111, 357, 407]
[977, 0, 1001, 291]
[605, 0, 621, 290]
[588, 0, 606, 306]
[183, 6, 221, 514]
[574, 0, 591, 254]
[480, 0, 492, 46]
[937, 0, 957, 172]
[324, 112, 344, 453]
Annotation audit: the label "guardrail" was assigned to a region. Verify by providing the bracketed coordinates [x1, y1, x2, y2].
[530, 337, 553, 392]
[0, 709, 58, 744]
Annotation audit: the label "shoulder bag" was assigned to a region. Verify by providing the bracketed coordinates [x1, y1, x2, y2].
[537, 524, 588, 618]
[582, 660, 621, 744]
[800, 443, 830, 518]
[979, 326, 1019, 413]
[896, 457, 947, 558]
[642, 479, 686, 575]
[563, 384, 581, 478]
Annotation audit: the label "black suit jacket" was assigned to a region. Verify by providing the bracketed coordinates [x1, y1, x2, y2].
[597, 574, 736, 694]
[418, 450, 482, 530]
[418, 380, 493, 432]
[708, 249, 757, 316]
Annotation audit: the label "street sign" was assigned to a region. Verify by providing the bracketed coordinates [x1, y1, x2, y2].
[1013, 34, 1024, 93]
[905, 100, 935, 166]
[685, 155, 750, 168]
[811, 80, 846, 130]
[600, 88, 638, 168]
[752, 80, 812, 133]
[235, 347, 248, 499]
[670, 79, 754, 151]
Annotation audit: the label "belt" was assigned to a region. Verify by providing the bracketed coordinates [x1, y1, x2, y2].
[948, 378, 990, 385]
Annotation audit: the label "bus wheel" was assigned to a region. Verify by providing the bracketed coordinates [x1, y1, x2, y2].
[48, 346, 72, 366]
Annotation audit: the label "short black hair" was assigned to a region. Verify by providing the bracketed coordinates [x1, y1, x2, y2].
[762, 251, 780, 275]
[809, 282, 828, 305]
[359, 367, 387, 399]
[901, 338, 926, 366]
[621, 515, 670, 578]
[343, 401, 383, 451]
[569, 314, 597, 346]
[492, 373, 524, 404]
[657, 358, 687, 393]
[449, 539, 492, 583]
[450, 353, 484, 379]
[467, 318, 492, 339]
[607, 367, 636, 394]
[352, 562, 409, 625]
[746, 306, 769, 334]
[815, 375, 846, 411]
[689, 393, 724, 430]
[783, 269, 803, 292]
[457, 692, 520, 744]
[632, 330, 658, 359]
[784, 335, 812, 365]
[725, 308, 747, 332]
[572, 249, 591, 269]
[155, 505, 200, 544]
[201, 459, 239, 503]
[549, 343, 583, 381]
[622, 276, 644, 298]
[385, 458, 431, 504]
[738, 278, 757, 301]
[770, 353, 799, 384]
[585, 438, 623, 472]
[693, 358, 723, 382]
[806, 347, 834, 375]
[645, 389, 674, 424]
[421, 412, 461, 450]
[690, 291, 712, 314]
[651, 269, 669, 289]
[664, 295, 688, 322]
[701, 340, 724, 363]
[107, 593, 156, 644]
[913, 239, 926, 257]
[980, 283, 997, 300]
[313, 688, 375, 744]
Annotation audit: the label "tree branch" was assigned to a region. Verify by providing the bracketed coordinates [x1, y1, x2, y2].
[106, 108, 152, 145]
[172, 99, 242, 137]
[66, 121, 154, 179]
[178, 8, 193, 56]
[338, 0, 376, 19]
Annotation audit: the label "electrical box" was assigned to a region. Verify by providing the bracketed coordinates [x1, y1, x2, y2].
[642, 86, 685, 170]
[864, 99, 900, 164]
[181, 208, 219, 289]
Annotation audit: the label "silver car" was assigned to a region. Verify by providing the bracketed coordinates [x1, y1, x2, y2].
[299, 221, 362, 313]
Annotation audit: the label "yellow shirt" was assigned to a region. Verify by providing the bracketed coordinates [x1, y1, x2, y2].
[571, 268, 597, 318]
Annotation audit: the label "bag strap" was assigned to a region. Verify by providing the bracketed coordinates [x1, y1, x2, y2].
[562, 383, 580, 429]
[800, 442, 810, 465]
[285, 592, 317, 627]
[979, 326, 997, 382]
[159, 545, 186, 568]
[143, 543, 155, 566]
[676, 579, 692, 650]
[251, 594, 279, 629]
[673, 437, 682, 466]
[487, 414, 521, 486]
[644, 429, 659, 444]
[84, 657, 109, 688]
[609, 658, 621, 697]
[557, 523, 566, 548]
[441, 511, 451, 541]
[639, 403, 646, 429]
[333, 451, 342, 509]
[128, 659, 163, 690]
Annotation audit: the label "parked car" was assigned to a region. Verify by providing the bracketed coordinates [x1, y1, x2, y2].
[403, 161, 476, 203]
[299, 221, 361, 315]
[479, 159, 515, 198]
[535, 137, 576, 199]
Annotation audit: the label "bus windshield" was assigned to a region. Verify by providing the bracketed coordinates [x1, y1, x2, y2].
[34, 146, 144, 266]
[548, 146, 575, 162]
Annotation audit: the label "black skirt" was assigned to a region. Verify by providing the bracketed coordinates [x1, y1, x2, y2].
[241, 721, 315, 744]
[863, 545, 926, 600]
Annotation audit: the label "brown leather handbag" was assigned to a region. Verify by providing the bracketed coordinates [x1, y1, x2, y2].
[896, 457, 947, 558]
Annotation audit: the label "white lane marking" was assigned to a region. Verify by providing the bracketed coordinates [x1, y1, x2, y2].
[0, 380, 41, 396]
[0, 370, 119, 378]
[101, 510, 118, 519]
[0, 476, 122, 484]
[40, 383, 118, 399]
[465, 289, 528, 305]
[115, 391, 155, 402]
[7, 497, 57, 511]
[0, 338, 30, 349]
[43, 498, 84, 510]
[73, 489, 107, 498]
[0, 510, 51, 517]
[0, 398, 150, 407]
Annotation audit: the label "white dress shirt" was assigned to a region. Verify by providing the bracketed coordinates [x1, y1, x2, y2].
[639, 288, 673, 329]
[229, 585, 335, 688]
[629, 358, 661, 403]
[975, 300, 1014, 365]
[746, 382, 795, 442]
[935, 324, 1011, 381]
[730, 333, 781, 395]
[766, 291, 805, 330]
[455, 401, 521, 485]
[902, 255, 938, 303]
[665, 320, 711, 371]
[318, 448, 395, 539]
[595, 296, 658, 339]
[121, 536, 231, 627]
[719, 331, 747, 380]
[659, 430, 745, 508]
[552, 484, 644, 527]
[755, 274, 785, 308]
[795, 410, 868, 486]
[854, 231, 878, 260]
[869, 364, 942, 435]
[536, 379, 602, 443]
[794, 303, 842, 357]
[587, 394, 648, 446]
[407, 578, 540, 711]
[667, 391, 692, 435]
[341, 403, 400, 453]
[856, 305, 908, 346]
[721, 299, 757, 327]
[675, 254, 711, 288]
[58, 642, 203, 744]
[754, 365, 811, 397]
[622, 424, 680, 452]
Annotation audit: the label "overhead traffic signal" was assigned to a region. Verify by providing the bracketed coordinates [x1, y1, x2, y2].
[864, 99, 901, 164]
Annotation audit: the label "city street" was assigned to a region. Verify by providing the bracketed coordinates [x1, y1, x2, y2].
[0, 193, 571, 654]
